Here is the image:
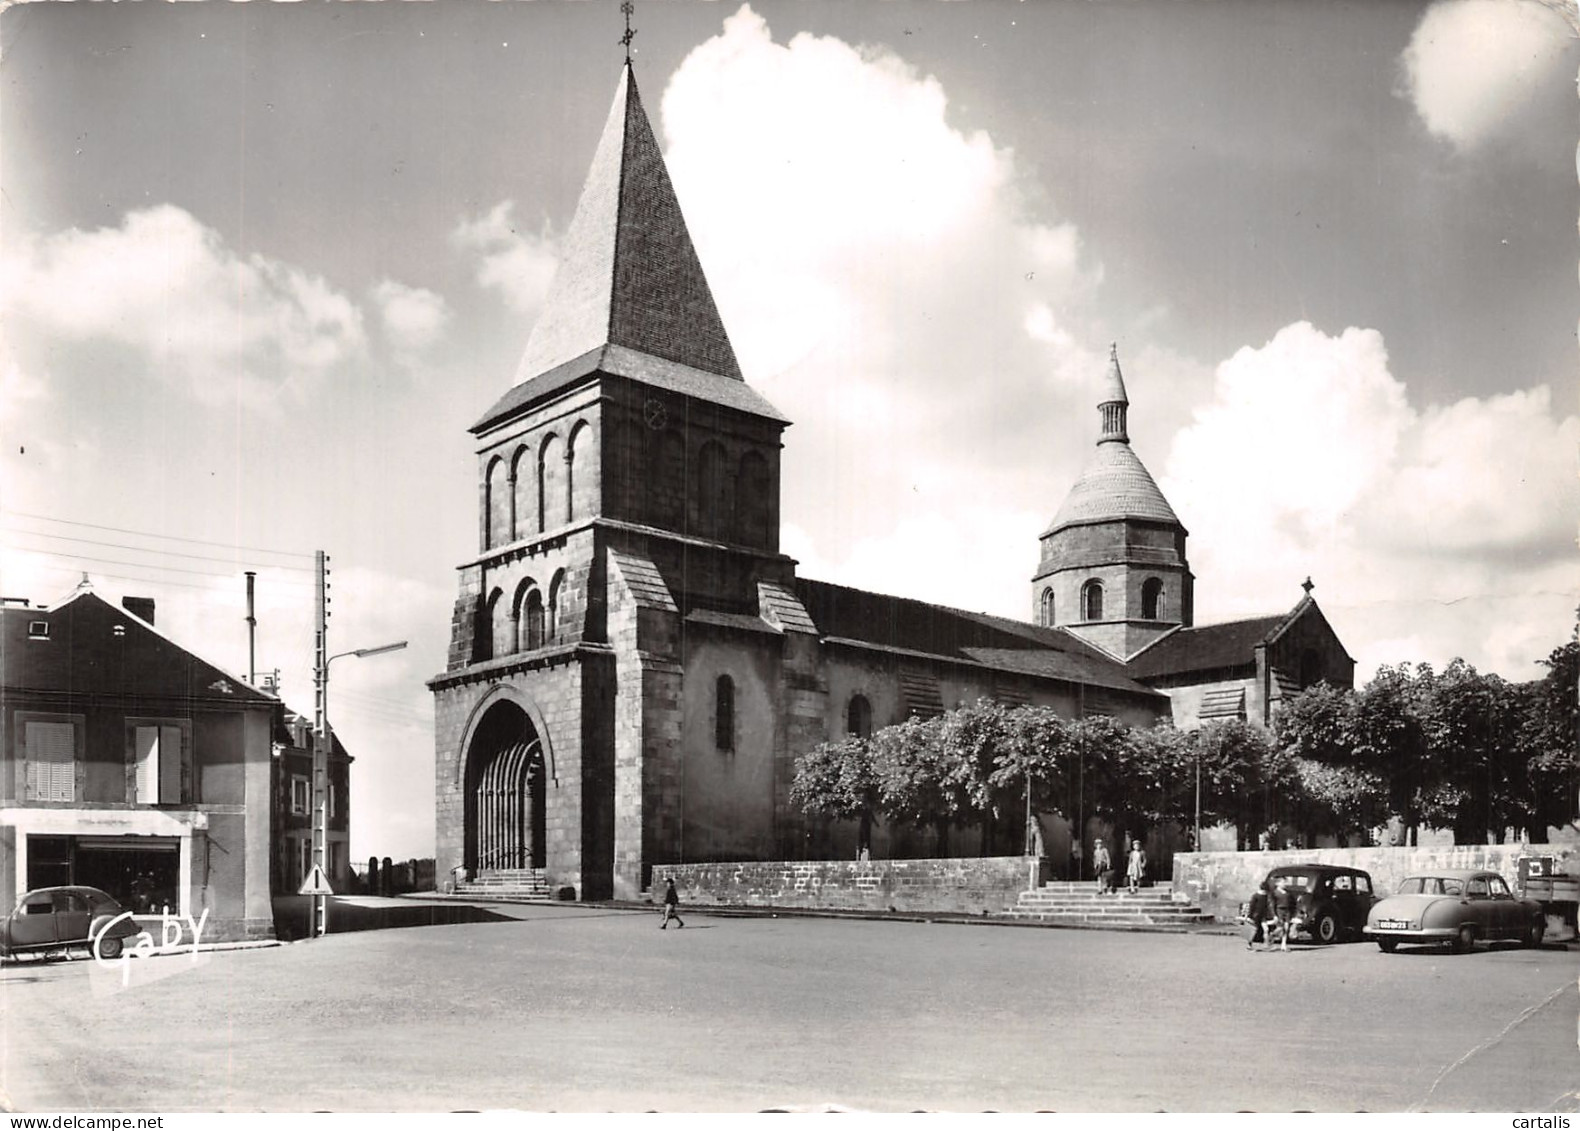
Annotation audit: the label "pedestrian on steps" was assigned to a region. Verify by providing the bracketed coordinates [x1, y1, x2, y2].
[660, 877, 685, 929]
[1092, 838, 1113, 894]
[1126, 840, 1147, 894]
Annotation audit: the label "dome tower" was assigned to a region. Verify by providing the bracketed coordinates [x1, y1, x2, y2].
[1031, 346, 1193, 658]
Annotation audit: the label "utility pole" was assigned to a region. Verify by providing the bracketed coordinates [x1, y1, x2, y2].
[312, 550, 330, 938]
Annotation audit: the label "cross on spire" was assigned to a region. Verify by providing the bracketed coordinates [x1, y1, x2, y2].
[619, 1, 636, 64]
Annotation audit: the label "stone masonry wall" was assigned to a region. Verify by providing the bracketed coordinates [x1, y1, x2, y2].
[655, 857, 1037, 915]
[1172, 842, 1579, 922]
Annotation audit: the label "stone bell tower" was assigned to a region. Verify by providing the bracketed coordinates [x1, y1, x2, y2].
[429, 62, 797, 901]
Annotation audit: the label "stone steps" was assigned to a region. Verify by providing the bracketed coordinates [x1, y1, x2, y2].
[1006, 883, 1215, 926]
[456, 868, 552, 900]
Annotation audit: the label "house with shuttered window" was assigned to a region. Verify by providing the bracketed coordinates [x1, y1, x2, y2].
[0, 580, 276, 941]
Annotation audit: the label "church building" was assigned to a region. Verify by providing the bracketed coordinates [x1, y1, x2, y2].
[429, 62, 1352, 901]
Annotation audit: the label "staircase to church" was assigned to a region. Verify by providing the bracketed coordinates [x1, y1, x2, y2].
[454, 868, 553, 901]
[1007, 882, 1215, 928]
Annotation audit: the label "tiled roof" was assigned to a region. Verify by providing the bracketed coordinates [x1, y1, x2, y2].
[757, 581, 818, 634]
[794, 579, 1164, 699]
[1124, 614, 1286, 679]
[2, 590, 276, 705]
[608, 549, 677, 612]
[1043, 440, 1181, 535]
[513, 65, 742, 387]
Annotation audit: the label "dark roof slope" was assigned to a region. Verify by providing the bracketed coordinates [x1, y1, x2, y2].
[793, 578, 1164, 699]
[1124, 614, 1285, 679]
[2, 590, 275, 706]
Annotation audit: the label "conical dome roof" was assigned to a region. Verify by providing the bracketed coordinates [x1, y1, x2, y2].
[1043, 441, 1181, 534]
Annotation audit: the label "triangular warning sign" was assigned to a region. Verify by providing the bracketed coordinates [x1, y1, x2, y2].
[298, 864, 334, 897]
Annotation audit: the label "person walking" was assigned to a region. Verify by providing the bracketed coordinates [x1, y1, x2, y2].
[1269, 876, 1296, 951]
[1126, 839, 1147, 894]
[1091, 838, 1113, 894]
[660, 877, 685, 929]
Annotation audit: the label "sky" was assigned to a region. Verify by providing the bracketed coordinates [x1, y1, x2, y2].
[2, 0, 1575, 862]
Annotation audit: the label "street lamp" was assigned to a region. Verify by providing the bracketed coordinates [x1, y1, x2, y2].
[311, 638, 407, 937]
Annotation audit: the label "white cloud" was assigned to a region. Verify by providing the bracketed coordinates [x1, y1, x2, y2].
[1161, 321, 1579, 680]
[1400, 0, 1573, 150]
[661, 5, 1125, 609]
[452, 201, 559, 314]
[0, 205, 367, 407]
[371, 279, 451, 354]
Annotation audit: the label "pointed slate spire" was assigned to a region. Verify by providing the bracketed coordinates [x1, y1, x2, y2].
[514, 65, 743, 385]
[1098, 343, 1129, 444]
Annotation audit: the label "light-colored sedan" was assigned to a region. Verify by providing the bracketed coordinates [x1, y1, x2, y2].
[1364, 869, 1545, 953]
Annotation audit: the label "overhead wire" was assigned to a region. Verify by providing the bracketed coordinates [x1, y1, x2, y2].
[0, 509, 316, 561]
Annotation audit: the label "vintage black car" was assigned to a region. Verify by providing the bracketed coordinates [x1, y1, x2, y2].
[1249, 864, 1377, 944]
[0, 886, 142, 961]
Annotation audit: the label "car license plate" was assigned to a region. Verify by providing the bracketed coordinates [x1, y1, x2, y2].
[1377, 919, 1409, 930]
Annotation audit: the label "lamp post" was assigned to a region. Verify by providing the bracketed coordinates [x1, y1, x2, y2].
[312, 638, 407, 938]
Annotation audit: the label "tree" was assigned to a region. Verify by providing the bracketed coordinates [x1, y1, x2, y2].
[790, 736, 880, 852]
[1523, 637, 1579, 836]
[868, 715, 973, 855]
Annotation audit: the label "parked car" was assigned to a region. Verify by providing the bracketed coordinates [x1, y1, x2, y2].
[1364, 869, 1545, 953]
[0, 886, 142, 961]
[1245, 864, 1377, 944]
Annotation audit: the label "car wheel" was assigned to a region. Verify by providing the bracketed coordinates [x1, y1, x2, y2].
[97, 934, 123, 960]
[1452, 925, 1475, 954]
[1377, 938, 1398, 953]
[1314, 911, 1339, 944]
[1522, 919, 1544, 949]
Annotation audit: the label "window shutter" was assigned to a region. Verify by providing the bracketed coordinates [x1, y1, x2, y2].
[160, 725, 183, 803]
[135, 726, 159, 804]
[26, 721, 76, 802]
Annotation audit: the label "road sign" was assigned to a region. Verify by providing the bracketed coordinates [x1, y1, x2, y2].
[298, 864, 334, 897]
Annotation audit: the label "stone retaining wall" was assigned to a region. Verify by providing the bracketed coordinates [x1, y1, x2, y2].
[655, 857, 1046, 916]
[1172, 842, 1577, 922]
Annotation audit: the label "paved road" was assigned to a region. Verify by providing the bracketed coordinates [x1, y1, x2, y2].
[1, 904, 1574, 1112]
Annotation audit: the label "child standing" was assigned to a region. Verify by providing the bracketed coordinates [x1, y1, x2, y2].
[1126, 840, 1147, 894]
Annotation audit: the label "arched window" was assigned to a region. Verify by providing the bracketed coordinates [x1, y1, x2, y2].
[1040, 587, 1055, 627]
[847, 694, 872, 739]
[1141, 578, 1163, 620]
[511, 446, 532, 542]
[484, 457, 509, 550]
[715, 674, 735, 752]
[548, 570, 566, 643]
[1082, 580, 1104, 621]
[538, 434, 562, 534]
[656, 430, 685, 528]
[566, 421, 591, 524]
[736, 451, 769, 546]
[525, 589, 545, 651]
[510, 580, 536, 652]
[696, 441, 728, 538]
[486, 587, 509, 660]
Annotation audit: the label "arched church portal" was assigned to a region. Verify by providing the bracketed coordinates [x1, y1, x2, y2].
[464, 700, 547, 873]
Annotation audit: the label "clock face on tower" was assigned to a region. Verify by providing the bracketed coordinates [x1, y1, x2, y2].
[644, 397, 669, 430]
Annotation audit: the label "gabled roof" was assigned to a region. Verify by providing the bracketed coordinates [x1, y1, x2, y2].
[1122, 614, 1285, 679]
[514, 65, 741, 386]
[2, 589, 276, 705]
[793, 578, 1164, 699]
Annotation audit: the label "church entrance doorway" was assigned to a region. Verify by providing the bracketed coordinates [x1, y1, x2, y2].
[464, 700, 547, 875]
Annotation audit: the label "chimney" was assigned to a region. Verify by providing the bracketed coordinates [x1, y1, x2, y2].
[121, 597, 155, 625]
